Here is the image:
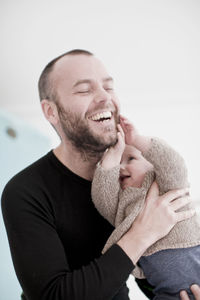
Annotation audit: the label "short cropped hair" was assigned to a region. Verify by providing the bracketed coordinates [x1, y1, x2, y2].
[38, 49, 93, 102]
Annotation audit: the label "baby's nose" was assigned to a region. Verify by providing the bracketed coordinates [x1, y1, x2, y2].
[120, 164, 125, 171]
[120, 165, 127, 175]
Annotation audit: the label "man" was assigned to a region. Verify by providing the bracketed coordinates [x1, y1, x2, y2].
[2, 49, 200, 300]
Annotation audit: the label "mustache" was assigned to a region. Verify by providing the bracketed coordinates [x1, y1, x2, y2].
[87, 103, 118, 114]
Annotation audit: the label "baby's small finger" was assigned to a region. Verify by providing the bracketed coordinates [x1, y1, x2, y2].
[117, 124, 125, 138]
[116, 132, 125, 151]
[120, 117, 135, 132]
[120, 115, 126, 120]
[120, 115, 131, 124]
[119, 118, 127, 131]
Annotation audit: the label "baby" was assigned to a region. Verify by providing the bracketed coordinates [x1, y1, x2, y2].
[91, 116, 200, 300]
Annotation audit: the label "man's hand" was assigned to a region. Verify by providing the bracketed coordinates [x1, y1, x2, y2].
[118, 182, 195, 265]
[180, 285, 200, 300]
[100, 124, 125, 170]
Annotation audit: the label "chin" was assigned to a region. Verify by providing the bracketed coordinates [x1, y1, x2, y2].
[93, 127, 117, 146]
[103, 133, 118, 148]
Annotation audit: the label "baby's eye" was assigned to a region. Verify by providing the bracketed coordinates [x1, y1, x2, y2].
[128, 156, 135, 161]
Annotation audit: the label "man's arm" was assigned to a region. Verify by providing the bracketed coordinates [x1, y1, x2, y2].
[1, 166, 195, 300]
[1, 178, 134, 300]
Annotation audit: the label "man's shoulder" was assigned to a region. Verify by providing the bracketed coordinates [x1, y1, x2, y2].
[1, 152, 55, 223]
[3, 152, 52, 193]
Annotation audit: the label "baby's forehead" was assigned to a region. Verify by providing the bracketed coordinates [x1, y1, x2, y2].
[123, 145, 142, 157]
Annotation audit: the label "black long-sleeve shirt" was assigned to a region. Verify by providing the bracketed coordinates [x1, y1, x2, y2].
[2, 151, 135, 300]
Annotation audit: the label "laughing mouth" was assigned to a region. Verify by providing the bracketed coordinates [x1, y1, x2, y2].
[88, 111, 112, 122]
[119, 175, 131, 183]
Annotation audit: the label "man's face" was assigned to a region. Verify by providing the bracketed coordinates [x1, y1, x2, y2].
[52, 54, 120, 153]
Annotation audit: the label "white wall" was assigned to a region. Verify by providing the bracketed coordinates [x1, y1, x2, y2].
[1, 0, 200, 299]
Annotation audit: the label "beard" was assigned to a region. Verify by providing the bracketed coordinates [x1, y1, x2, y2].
[56, 102, 119, 156]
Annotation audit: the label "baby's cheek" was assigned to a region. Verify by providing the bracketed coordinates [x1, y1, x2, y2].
[137, 172, 147, 186]
[130, 168, 147, 187]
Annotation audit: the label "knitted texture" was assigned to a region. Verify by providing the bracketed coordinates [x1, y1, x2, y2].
[91, 138, 200, 278]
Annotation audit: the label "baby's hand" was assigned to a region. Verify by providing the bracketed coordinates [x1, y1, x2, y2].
[120, 115, 138, 145]
[100, 124, 125, 170]
[120, 115, 151, 153]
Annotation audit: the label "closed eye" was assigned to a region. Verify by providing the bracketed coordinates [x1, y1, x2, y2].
[128, 156, 135, 161]
[104, 87, 114, 91]
[77, 90, 90, 94]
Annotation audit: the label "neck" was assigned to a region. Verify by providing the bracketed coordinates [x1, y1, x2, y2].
[53, 141, 103, 181]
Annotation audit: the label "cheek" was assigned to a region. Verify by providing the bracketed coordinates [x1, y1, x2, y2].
[73, 97, 91, 117]
[128, 161, 147, 177]
[112, 96, 120, 113]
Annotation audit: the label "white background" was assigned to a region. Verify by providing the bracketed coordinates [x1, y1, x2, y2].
[1, 0, 200, 299]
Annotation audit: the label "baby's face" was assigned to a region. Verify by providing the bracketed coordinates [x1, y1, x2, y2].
[120, 145, 153, 189]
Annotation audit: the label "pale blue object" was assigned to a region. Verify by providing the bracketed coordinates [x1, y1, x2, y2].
[0, 110, 51, 300]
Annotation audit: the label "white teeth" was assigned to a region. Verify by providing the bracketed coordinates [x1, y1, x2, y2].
[90, 111, 112, 121]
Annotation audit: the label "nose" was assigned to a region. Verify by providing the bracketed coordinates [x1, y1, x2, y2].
[120, 164, 125, 172]
[94, 87, 112, 104]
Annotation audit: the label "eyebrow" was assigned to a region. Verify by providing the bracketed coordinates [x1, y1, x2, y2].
[72, 77, 113, 88]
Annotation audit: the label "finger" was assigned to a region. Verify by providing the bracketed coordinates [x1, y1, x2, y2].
[116, 128, 125, 145]
[117, 124, 125, 139]
[120, 115, 130, 123]
[114, 132, 125, 153]
[190, 284, 200, 300]
[180, 290, 190, 300]
[170, 196, 191, 211]
[146, 181, 159, 202]
[119, 118, 128, 133]
[162, 187, 190, 203]
[176, 208, 196, 222]
[120, 115, 133, 129]
[119, 115, 127, 121]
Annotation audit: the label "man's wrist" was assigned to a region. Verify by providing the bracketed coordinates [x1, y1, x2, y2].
[117, 230, 151, 265]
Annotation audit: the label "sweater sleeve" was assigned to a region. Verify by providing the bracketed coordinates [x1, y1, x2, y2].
[143, 138, 189, 193]
[91, 164, 121, 225]
[1, 179, 134, 300]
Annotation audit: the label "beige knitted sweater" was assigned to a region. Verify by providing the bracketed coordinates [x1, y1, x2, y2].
[91, 138, 200, 278]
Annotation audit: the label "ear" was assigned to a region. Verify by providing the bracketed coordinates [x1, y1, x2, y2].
[41, 99, 59, 126]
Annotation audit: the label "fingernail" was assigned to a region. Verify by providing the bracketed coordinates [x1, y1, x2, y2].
[191, 284, 200, 291]
[180, 290, 187, 296]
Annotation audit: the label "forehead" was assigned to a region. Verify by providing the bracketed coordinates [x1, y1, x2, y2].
[52, 54, 111, 87]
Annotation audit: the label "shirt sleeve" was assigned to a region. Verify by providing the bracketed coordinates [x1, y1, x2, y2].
[1, 179, 134, 300]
